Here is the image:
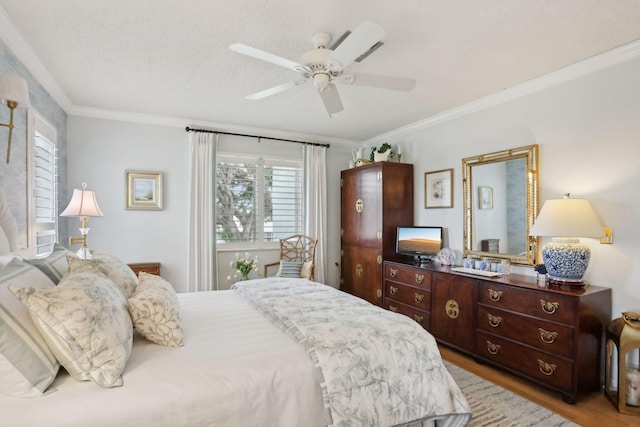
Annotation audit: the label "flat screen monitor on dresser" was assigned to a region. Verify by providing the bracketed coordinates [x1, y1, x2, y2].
[396, 226, 443, 262]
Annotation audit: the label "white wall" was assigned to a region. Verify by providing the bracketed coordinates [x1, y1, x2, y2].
[365, 56, 640, 317]
[67, 116, 352, 292]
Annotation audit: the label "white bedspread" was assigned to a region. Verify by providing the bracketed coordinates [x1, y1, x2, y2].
[232, 278, 471, 427]
[0, 290, 326, 427]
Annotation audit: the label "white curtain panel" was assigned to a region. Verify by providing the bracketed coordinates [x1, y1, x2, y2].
[303, 145, 327, 284]
[187, 132, 218, 292]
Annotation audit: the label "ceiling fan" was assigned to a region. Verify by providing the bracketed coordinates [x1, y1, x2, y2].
[229, 22, 416, 116]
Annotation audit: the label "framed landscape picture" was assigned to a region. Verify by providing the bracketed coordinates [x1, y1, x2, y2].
[126, 171, 163, 210]
[424, 168, 453, 208]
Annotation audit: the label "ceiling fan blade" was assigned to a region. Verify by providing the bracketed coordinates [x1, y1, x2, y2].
[345, 73, 416, 92]
[230, 43, 301, 70]
[246, 80, 308, 100]
[318, 84, 343, 116]
[328, 22, 385, 69]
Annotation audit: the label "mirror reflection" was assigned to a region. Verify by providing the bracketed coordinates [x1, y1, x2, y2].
[462, 145, 539, 265]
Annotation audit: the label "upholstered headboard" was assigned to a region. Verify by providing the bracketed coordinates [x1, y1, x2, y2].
[0, 196, 18, 254]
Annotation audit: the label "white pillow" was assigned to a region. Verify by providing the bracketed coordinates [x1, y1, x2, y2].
[10, 271, 133, 388]
[24, 243, 77, 284]
[67, 251, 138, 298]
[128, 272, 184, 347]
[276, 260, 313, 279]
[300, 260, 313, 279]
[0, 259, 60, 397]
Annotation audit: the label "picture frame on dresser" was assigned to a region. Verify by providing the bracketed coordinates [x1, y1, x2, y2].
[126, 170, 164, 210]
[424, 168, 453, 209]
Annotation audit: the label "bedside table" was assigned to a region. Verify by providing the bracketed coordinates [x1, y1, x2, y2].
[128, 262, 161, 276]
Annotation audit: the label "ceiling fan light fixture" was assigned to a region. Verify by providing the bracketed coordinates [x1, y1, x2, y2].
[313, 72, 330, 89]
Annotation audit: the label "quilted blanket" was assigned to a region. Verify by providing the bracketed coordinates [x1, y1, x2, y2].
[232, 278, 471, 427]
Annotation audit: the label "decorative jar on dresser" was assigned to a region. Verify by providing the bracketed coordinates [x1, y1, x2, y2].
[383, 259, 612, 403]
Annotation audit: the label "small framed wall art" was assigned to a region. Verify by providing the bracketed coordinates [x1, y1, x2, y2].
[424, 168, 453, 209]
[126, 170, 164, 210]
[478, 186, 493, 209]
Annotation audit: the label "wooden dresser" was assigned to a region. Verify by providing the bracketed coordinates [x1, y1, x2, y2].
[383, 259, 612, 403]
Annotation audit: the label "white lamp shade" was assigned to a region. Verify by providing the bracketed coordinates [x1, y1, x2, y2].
[529, 197, 603, 238]
[0, 74, 30, 108]
[60, 188, 104, 217]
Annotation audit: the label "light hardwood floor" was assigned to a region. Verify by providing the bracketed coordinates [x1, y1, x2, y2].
[439, 346, 639, 427]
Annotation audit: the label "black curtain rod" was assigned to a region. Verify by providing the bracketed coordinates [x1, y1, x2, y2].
[185, 126, 330, 148]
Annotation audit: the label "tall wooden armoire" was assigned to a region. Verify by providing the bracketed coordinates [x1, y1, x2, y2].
[340, 162, 413, 306]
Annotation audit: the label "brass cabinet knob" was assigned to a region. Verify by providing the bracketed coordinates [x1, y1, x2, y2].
[414, 314, 424, 324]
[415, 293, 424, 304]
[389, 286, 398, 295]
[537, 359, 557, 376]
[414, 274, 424, 284]
[488, 289, 503, 302]
[389, 305, 398, 312]
[538, 328, 558, 344]
[389, 268, 398, 278]
[487, 341, 502, 355]
[487, 314, 502, 327]
[376, 289, 382, 298]
[445, 299, 460, 319]
[540, 299, 559, 315]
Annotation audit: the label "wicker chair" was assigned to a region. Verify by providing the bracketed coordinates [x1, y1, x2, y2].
[263, 234, 318, 280]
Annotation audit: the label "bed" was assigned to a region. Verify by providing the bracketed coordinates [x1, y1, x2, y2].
[0, 206, 470, 426]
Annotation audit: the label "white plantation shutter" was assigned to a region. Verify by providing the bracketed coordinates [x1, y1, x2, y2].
[216, 154, 302, 245]
[29, 112, 58, 257]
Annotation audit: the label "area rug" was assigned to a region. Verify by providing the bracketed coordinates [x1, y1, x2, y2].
[444, 361, 580, 427]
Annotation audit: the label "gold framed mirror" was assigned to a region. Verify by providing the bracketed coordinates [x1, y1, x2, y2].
[462, 144, 539, 265]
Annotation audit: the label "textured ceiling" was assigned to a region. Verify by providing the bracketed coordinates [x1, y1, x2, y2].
[2, 0, 640, 143]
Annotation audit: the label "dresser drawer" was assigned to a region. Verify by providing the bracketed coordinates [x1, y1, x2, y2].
[477, 305, 574, 359]
[477, 282, 576, 325]
[384, 299, 430, 329]
[384, 282, 431, 311]
[385, 263, 431, 290]
[476, 331, 573, 391]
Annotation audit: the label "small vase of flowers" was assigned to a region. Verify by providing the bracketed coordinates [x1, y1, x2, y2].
[230, 252, 259, 281]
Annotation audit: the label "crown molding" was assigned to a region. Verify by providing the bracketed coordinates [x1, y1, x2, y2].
[70, 105, 359, 147]
[365, 38, 640, 145]
[0, 8, 73, 112]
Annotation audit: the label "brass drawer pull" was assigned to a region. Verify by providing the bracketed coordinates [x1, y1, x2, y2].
[538, 328, 558, 344]
[488, 289, 503, 302]
[389, 285, 398, 295]
[487, 314, 502, 327]
[414, 274, 424, 284]
[537, 359, 557, 376]
[414, 314, 424, 324]
[390, 268, 398, 278]
[540, 299, 560, 315]
[389, 305, 398, 312]
[487, 341, 502, 355]
[415, 293, 424, 303]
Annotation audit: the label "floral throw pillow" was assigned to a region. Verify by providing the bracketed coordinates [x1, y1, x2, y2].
[67, 252, 138, 298]
[128, 272, 184, 347]
[10, 271, 133, 388]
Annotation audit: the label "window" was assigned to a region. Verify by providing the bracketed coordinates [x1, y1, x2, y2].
[216, 153, 303, 247]
[28, 112, 58, 257]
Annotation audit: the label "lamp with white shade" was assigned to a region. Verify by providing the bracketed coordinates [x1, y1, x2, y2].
[529, 194, 604, 289]
[60, 183, 104, 259]
[0, 74, 30, 163]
